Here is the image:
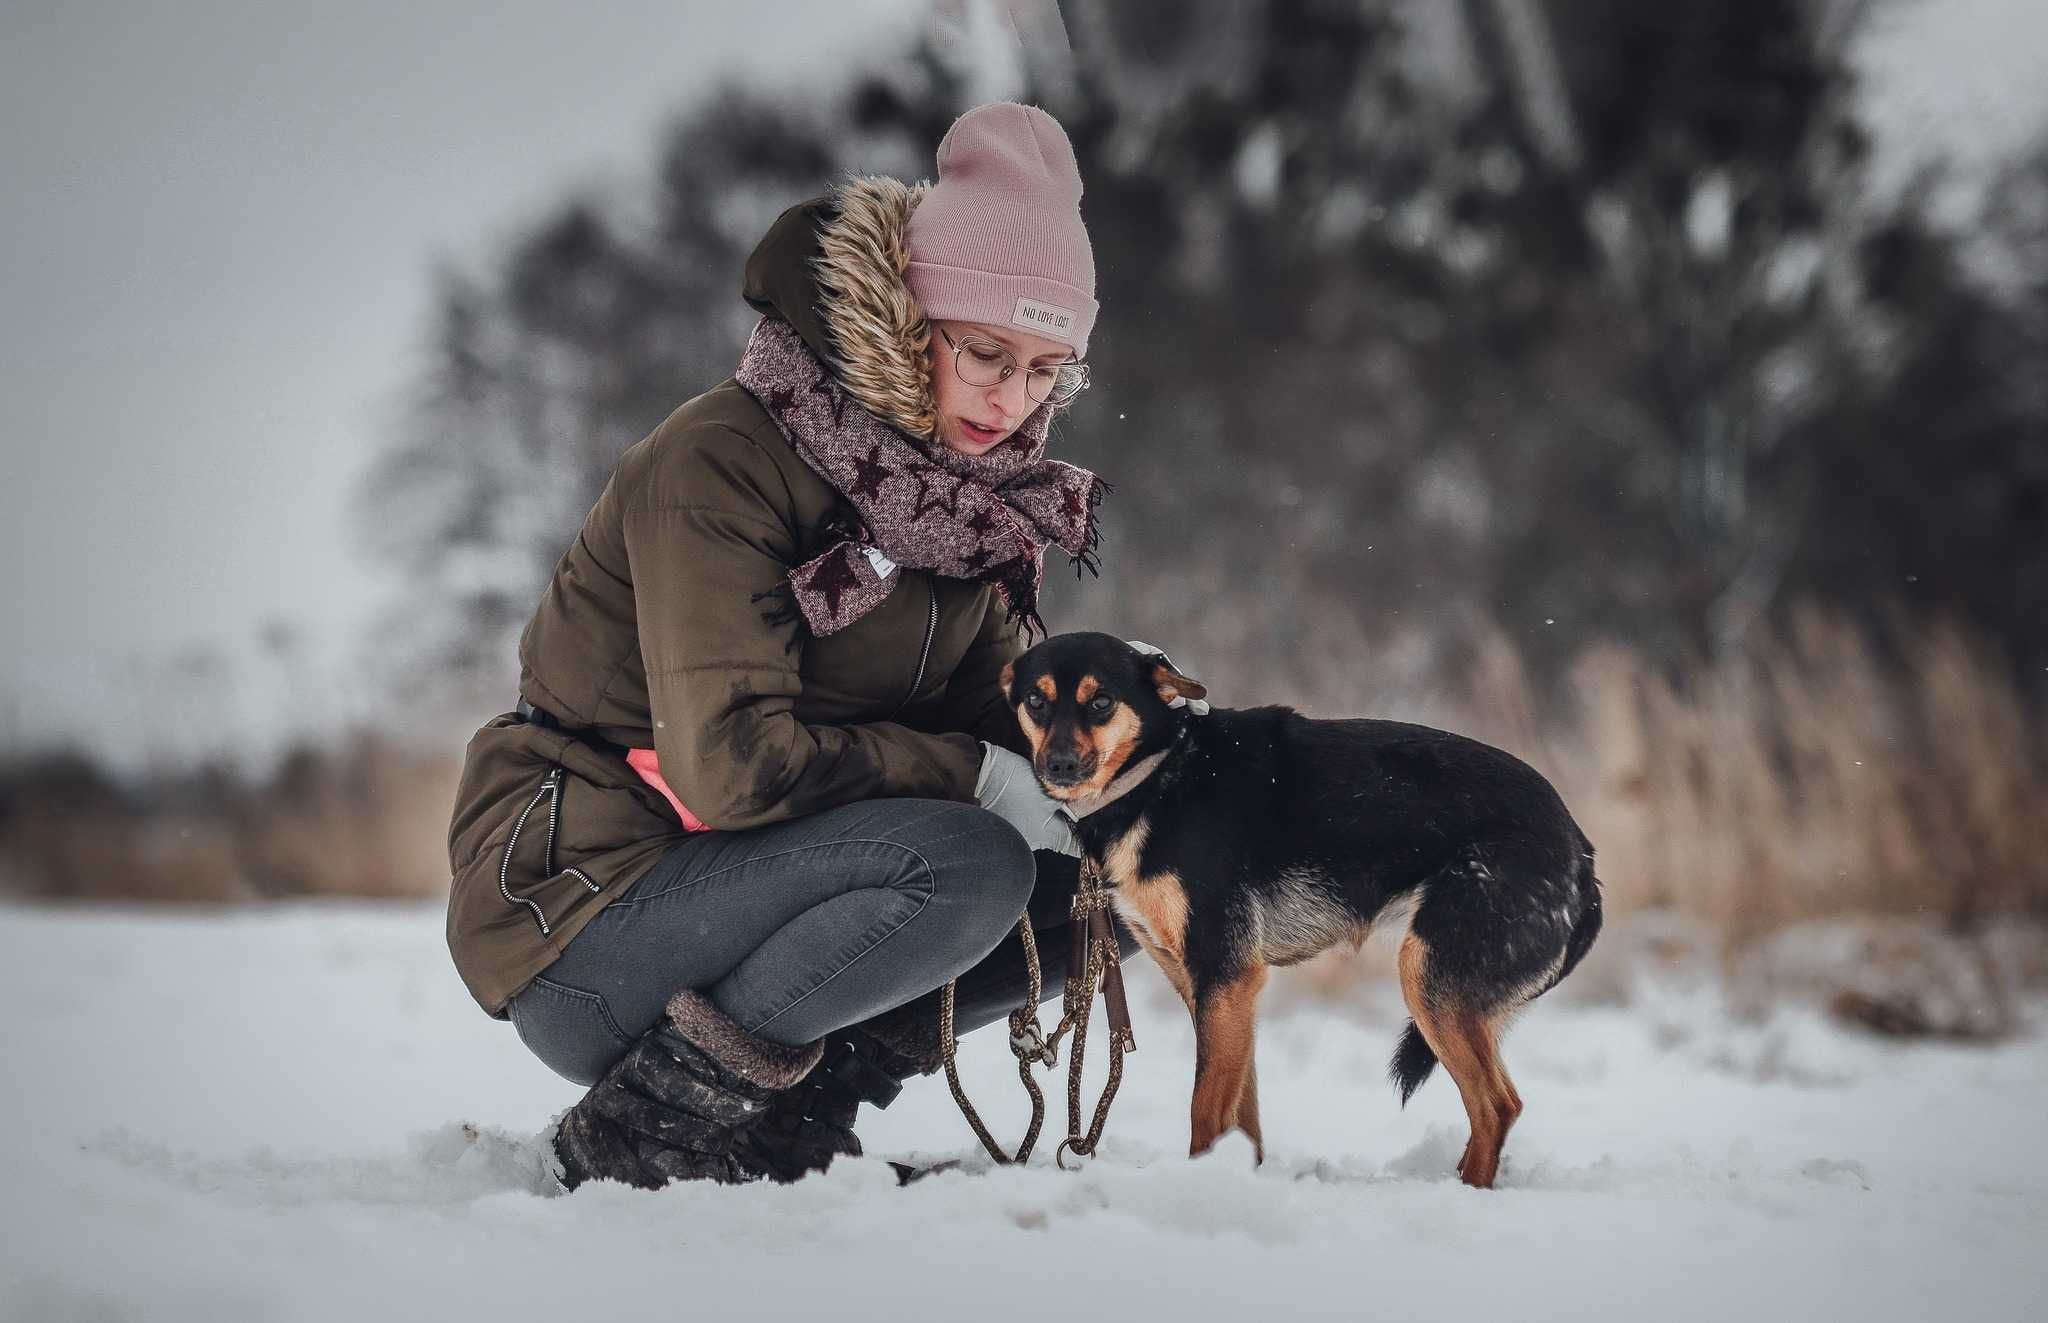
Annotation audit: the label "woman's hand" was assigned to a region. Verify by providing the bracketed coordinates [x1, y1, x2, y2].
[974, 743, 1080, 856]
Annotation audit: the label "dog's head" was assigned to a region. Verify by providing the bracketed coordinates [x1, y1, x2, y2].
[999, 632, 1208, 801]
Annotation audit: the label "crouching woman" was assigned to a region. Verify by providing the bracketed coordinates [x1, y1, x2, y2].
[444, 102, 1128, 1190]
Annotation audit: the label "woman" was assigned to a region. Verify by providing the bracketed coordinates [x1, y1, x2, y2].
[445, 102, 1129, 1190]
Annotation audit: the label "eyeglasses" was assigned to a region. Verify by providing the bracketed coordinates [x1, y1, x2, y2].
[938, 326, 1092, 406]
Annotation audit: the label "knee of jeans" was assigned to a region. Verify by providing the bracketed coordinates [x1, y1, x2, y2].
[937, 806, 1037, 935]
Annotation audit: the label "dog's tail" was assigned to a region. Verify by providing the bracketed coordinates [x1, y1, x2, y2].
[1389, 1020, 1438, 1106]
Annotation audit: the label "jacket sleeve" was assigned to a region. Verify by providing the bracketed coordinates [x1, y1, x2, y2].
[936, 590, 1030, 757]
[624, 423, 985, 831]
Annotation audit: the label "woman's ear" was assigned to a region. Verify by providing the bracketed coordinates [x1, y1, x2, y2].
[1151, 662, 1207, 705]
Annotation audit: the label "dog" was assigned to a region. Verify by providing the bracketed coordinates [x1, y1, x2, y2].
[999, 632, 1603, 1188]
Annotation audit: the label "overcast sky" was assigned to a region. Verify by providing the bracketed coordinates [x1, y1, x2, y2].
[0, 0, 927, 764]
[2, 0, 2044, 768]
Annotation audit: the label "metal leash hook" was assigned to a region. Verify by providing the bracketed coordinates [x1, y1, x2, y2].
[940, 855, 1135, 1170]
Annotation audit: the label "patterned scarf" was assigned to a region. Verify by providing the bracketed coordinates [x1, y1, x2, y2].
[735, 316, 1104, 638]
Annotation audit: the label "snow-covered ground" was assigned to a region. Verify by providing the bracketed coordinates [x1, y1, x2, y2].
[1, 902, 2042, 1322]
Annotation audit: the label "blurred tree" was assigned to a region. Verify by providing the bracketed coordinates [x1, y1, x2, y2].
[364, 0, 2045, 722]
[1793, 144, 2048, 669]
[357, 91, 900, 701]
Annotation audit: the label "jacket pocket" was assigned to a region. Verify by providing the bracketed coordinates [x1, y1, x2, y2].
[497, 764, 603, 938]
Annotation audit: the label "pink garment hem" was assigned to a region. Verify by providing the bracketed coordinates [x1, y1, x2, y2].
[625, 747, 712, 833]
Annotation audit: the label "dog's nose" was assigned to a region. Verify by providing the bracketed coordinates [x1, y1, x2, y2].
[1043, 751, 1083, 783]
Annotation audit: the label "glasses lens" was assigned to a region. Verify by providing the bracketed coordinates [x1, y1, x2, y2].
[952, 340, 1010, 388]
[1040, 364, 1088, 405]
[953, 335, 1088, 405]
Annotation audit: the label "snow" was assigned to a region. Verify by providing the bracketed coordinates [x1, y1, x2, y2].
[2, 902, 2043, 1321]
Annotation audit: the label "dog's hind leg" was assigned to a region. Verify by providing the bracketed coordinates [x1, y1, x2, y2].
[1398, 933, 1523, 1189]
[1189, 963, 1269, 1163]
[1235, 1056, 1264, 1162]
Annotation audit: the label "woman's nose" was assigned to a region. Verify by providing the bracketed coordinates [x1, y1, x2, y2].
[987, 370, 1033, 418]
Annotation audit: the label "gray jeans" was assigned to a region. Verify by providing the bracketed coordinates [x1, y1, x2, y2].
[508, 796, 1134, 1086]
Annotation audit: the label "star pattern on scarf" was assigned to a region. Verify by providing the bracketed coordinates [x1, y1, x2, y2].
[848, 444, 894, 501]
[801, 552, 863, 624]
[733, 316, 1103, 639]
[806, 372, 849, 426]
[910, 471, 965, 522]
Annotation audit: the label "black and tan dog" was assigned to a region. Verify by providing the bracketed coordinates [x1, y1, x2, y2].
[1000, 632, 1603, 1188]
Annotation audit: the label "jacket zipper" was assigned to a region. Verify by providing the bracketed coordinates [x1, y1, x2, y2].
[894, 579, 939, 717]
[500, 765, 601, 939]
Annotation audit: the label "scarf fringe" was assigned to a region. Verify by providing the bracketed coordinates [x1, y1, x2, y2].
[997, 574, 1049, 643]
[1069, 474, 1111, 580]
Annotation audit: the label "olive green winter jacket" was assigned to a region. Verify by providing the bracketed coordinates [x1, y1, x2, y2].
[445, 177, 1032, 1016]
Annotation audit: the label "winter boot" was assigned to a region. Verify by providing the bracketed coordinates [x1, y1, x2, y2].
[552, 989, 824, 1192]
[741, 997, 949, 1183]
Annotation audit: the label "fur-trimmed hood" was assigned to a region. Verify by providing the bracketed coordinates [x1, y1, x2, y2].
[742, 176, 957, 443]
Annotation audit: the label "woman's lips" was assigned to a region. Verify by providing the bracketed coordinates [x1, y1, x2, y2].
[960, 419, 1004, 443]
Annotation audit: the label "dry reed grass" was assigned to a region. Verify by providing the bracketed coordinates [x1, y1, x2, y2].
[1275, 609, 2048, 1018]
[0, 732, 458, 903]
[1509, 609, 2048, 937]
[4, 613, 2042, 994]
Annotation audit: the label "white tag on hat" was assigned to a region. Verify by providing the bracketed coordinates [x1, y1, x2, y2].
[1012, 295, 1077, 338]
[862, 546, 898, 578]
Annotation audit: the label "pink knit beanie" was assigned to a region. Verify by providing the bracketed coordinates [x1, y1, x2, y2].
[905, 102, 1098, 357]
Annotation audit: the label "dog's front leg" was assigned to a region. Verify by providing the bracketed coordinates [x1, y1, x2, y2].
[1189, 963, 1269, 1163]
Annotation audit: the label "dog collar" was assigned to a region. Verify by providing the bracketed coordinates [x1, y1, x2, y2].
[1063, 748, 1171, 820]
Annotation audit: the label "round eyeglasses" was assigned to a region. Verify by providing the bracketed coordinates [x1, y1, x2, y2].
[938, 326, 1092, 406]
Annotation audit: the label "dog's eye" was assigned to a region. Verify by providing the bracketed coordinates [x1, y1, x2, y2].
[1023, 693, 1047, 711]
[1089, 695, 1114, 716]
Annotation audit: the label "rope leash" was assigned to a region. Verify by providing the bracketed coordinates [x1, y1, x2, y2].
[938, 855, 1136, 1168]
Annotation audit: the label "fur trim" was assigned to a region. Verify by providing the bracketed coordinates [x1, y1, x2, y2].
[664, 989, 825, 1091]
[814, 176, 939, 442]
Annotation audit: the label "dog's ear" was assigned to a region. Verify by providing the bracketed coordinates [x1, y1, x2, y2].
[1152, 662, 1208, 705]
[999, 661, 1016, 698]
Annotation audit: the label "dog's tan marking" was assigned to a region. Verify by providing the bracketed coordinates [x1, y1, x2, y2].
[1398, 932, 1523, 1189]
[1121, 911, 1195, 1019]
[1014, 704, 1047, 753]
[1236, 1056, 1262, 1159]
[1002, 663, 1047, 751]
[1146, 941, 1196, 1012]
[1190, 963, 1268, 1164]
[1116, 873, 1189, 964]
[1072, 704, 1140, 797]
[1034, 674, 1057, 702]
[1098, 819, 1191, 962]
[1100, 832, 1270, 1172]
[1075, 674, 1100, 704]
[1101, 816, 1150, 882]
